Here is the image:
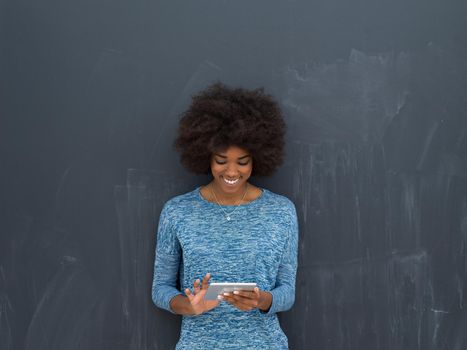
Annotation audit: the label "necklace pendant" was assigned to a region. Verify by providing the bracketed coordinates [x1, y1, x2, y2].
[226, 216, 231, 221]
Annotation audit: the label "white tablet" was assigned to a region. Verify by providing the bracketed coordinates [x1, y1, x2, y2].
[205, 282, 257, 300]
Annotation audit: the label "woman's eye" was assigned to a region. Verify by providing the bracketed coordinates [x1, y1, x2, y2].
[214, 160, 249, 166]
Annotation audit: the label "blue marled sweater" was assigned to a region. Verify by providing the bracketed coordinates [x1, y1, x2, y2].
[152, 186, 299, 349]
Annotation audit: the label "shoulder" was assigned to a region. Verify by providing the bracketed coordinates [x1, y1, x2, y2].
[161, 187, 201, 217]
[265, 190, 296, 215]
[264, 190, 297, 224]
[261, 190, 298, 239]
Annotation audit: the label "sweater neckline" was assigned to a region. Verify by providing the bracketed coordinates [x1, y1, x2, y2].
[196, 186, 266, 208]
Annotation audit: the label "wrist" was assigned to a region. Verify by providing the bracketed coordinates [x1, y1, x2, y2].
[258, 291, 272, 311]
[170, 295, 196, 315]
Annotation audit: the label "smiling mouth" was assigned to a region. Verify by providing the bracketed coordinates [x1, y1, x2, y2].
[223, 178, 239, 185]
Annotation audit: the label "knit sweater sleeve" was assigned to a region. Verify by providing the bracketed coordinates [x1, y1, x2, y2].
[263, 202, 299, 315]
[151, 202, 183, 314]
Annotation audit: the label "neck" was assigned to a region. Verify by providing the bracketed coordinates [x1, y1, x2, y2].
[209, 182, 248, 205]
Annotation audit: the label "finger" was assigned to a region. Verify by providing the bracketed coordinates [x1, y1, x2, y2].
[236, 296, 256, 309]
[223, 293, 256, 307]
[201, 273, 211, 290]
[228, 293, 259, 308]
[224, 296, 253, 311]
[222, 295, 238, 306]
[193, 279, 201, 293]
[221, 293, 234, 302]
[253, 287, 261, 300]
[185, 288, 194, 301]
[232, 290, 257, 299]
[235, 295, 259, 308]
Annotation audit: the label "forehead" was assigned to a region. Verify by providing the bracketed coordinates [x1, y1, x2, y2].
[214, 145, 250, 157]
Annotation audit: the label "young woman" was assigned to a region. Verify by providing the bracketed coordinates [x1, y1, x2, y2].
[152, 83, 299, 349]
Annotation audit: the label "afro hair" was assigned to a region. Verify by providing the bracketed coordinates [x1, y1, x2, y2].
[174, 82, 286, 177]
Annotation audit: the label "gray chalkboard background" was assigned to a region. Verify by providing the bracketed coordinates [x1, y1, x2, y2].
[1, 0, 467, 349]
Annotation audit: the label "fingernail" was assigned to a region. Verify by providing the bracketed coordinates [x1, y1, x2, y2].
[233, 291, 239, 295]
[217, 295, 223, 300]
[196, 279, 200, 283]
[223, 292, 230, 296]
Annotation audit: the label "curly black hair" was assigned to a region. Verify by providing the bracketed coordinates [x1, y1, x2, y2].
[174, 82, 286, 177]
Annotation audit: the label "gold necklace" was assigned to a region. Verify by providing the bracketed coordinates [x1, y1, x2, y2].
[209, 183, 249, 221]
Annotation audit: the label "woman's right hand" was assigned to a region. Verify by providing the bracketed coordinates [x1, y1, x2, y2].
[185, 273, 220, 315]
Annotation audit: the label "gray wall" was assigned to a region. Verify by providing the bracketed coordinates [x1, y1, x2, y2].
[1, 0, 467, 349]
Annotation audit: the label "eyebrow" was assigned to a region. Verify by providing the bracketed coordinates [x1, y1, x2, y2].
[214, 153, 251, 160]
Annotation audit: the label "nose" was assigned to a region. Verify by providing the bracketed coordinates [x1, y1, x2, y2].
[225, 163, 239, 177]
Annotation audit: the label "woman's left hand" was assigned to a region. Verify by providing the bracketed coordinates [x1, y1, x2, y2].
[220, 287, 272, 312]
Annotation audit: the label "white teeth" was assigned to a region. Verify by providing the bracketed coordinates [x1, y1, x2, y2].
[223, 178, 239, 185]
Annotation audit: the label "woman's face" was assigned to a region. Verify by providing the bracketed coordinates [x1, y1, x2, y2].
[210, 145, 253, 195]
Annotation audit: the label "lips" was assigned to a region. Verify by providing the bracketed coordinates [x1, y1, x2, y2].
[223, 177, 239, 185]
